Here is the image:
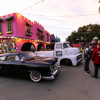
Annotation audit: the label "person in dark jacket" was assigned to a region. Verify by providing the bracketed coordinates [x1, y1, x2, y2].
[84, 44, 94, 74]
[91, 45, 100, 78]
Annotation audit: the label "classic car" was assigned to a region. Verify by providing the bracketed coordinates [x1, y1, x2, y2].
[0, 51, 59, 82]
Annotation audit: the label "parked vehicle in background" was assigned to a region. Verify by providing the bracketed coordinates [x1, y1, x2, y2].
[0, 51, 59, 82]
[34, 42, 82, 66]
[72, 44, 81, 48]
[72, 44, 84, 52]
[79, 48, 84, 52]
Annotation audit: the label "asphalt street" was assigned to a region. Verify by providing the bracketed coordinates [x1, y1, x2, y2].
[0, 55, 100, 100]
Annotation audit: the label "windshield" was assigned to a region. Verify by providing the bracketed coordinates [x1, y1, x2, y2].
[63, 43, 73, 48]
[19, 52, 36, 60]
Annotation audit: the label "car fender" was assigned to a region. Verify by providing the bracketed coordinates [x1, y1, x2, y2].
[58, 55, 77, 66]
[28, 70, 40, 73]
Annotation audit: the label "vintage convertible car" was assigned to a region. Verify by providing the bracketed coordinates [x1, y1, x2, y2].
[0, 51, 59, 82]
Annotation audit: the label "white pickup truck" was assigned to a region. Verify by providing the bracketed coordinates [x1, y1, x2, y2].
[34, 42, 82, 66]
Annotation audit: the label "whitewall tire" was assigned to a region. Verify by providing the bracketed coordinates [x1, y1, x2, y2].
[30, 71, 41, 82]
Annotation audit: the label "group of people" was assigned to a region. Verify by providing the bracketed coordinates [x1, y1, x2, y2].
[84, 40, 100, 78]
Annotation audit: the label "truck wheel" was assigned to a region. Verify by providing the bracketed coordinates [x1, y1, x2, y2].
[30, 71, 41, 82]
[64, 59, 72, 66]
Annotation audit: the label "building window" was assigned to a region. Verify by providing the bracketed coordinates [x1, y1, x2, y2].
[25, 22, 32, 36]
[39, 31, 42, 40]
[0, 21, 2, 35]
[6, 19, 12, 34]
[47, 33, 49, 41]
[37, 29, 44, 41]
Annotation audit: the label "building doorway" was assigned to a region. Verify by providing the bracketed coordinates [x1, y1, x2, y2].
[21, 42, 35, 51]
[37, 44, 44, 51]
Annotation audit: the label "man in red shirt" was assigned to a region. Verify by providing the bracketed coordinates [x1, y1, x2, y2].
[91, 44, 100, 78]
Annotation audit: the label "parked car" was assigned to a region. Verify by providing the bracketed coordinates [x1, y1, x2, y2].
[0, 51, 59, 82]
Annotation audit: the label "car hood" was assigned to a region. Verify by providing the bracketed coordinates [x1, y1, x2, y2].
[27, 56, 55, 64]
[66, 47, 80, 55]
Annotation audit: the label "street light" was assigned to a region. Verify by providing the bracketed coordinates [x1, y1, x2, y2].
[98, 7, 100, 13]
[98, 0, 100, 13]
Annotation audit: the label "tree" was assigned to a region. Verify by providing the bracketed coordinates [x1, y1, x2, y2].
[67, 24, 100, 44]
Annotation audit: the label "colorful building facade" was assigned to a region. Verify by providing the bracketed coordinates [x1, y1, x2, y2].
[0, 12, 50, 53]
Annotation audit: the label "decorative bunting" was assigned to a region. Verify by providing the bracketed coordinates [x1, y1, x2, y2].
[20, 0, 44, 12]
[20, 13, 99, 17]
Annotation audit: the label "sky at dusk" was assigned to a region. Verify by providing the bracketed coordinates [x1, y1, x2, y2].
[0, 0, 100, 41]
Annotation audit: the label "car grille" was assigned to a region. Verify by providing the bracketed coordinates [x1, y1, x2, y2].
[50, 65, 57, 73]
[50, 59, 57, 72]
[77, 54, 82, 61]
[51, 59, 56, 67]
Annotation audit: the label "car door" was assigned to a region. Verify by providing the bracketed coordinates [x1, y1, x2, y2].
[0, 56, 6, 71]
[4, 55, 29, 74]
[1, 55, 17, 73]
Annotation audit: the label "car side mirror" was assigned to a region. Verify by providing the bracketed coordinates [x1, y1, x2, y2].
[21, 57, 26, 63]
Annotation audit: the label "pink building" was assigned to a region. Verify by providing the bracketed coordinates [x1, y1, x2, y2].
[0, 12, 50, 53]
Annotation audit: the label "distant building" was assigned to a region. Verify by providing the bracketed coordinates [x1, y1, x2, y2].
[56, 37, 60, 42]
[50, 34, 60, 42]
[50, 34, 56, 42]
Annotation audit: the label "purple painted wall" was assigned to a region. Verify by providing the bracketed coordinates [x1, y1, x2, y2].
[50, 34, 56, 42]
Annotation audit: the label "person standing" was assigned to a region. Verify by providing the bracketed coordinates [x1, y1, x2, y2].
[94, 40, 100, 50]
[89, 45, 94, 58]
[91, 44, 100, 78]
[84, 44, 91, 74]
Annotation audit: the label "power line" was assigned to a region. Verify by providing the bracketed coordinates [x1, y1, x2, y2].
[20, 0, 44, 12]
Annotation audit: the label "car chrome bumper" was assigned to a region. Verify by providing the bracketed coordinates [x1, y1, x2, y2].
[42, 67, 59, 80]
[73, 58, 83, 66]
[76, 58, 83, 65]
[77, 58, 83, 62]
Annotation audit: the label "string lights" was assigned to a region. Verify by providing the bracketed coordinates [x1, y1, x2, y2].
[19, 0, 99, 18]
[20, 0, 44, 12]
[0, 36, 50, 44]
[20, 13, 100, 18]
